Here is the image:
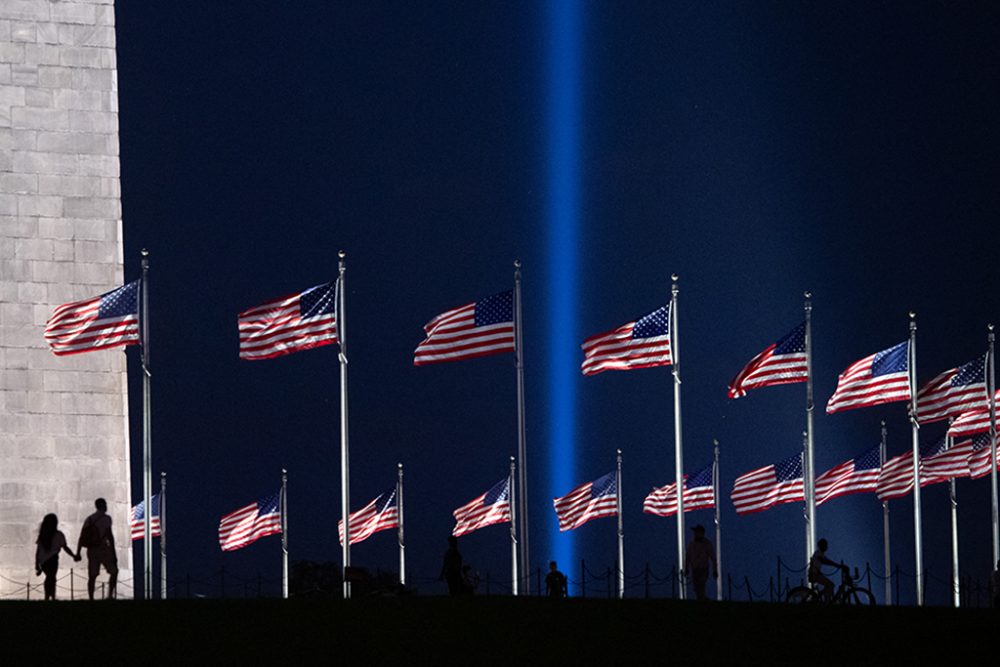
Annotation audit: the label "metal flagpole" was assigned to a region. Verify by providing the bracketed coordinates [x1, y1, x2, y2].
[881, 420, 891, 606]
[671, 274, 686, 600]
[713, 439, 722, 601]
[802, 431, 810, 568]
[616, 449, 624, 599]
[989, 324, 999, 564]
[513, 260, 529, 592]
[338, 251, 351, 599]
[948, 428, 959, 608]
[510, 456, 518, 596]
[804, 292, 816, 560]
[397, 463, 405, 587]
[140, 248, 152, 600]
[281, 468, 288, 600]
[160, 471, 167, 600]
[908, 312, 924, 606]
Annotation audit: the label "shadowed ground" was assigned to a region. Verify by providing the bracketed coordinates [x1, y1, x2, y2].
[1, 597, 993, 663]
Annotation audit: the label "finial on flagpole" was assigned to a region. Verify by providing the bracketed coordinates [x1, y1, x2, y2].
[909, 311, 917, 330]
[881, 420, 886, 427]
[338, 250, 346, 259]
[713, 438, 719, 447]
[989, 323, 995, 332]
[804, 291, 811, 299]
[398, 462, 403, 471]
[141, 248, 148, 258]
[514, 259, 521, 269]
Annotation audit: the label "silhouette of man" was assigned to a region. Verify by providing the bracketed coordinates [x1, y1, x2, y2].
[685, 524, 718, 600]
[440, 535, 463, 597]
[545, 560, 568, 598]
[808, 538, 846, 602]
[77, 498, 118, 600]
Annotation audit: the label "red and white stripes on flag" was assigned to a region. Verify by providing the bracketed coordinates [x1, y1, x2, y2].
[731, 454, 804, 516]
[338, 488, 398, 546]
[916, 355, 988, 424]
[814, 447, 881, 506]
[947, 392, 1000, 438]
[238, 282, 338, 361]
[727, 322, 807, 399]
[413, 290, 514, 365]
[553, 471, 618, 531]
[922, 437, 975, 481]
[218, 491, 282, 552]
[642, 465, 715, 517]
[129, 494, 161, 541]
[580, 305, 672, 376]
[826, 341, 910, 414]
[44, 281, 140, 356]
[969, 433, 999, 479]
[451, 478, 511, 537]
[876, 437, 967, 500]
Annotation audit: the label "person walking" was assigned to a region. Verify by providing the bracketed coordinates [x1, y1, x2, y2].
[35, 514, 80, 600]
[684, 525, 718, 601]
[76, 498, 118, 600]
[545, 560, 568, 598]
[440, 536, 463, 597]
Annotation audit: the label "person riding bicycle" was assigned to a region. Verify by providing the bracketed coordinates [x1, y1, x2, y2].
[808, 538, 848, 602]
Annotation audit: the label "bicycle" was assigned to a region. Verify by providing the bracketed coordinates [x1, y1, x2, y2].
[785, 566, 875, 605]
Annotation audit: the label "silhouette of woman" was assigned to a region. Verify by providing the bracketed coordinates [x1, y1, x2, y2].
[35, 514, 80, 600]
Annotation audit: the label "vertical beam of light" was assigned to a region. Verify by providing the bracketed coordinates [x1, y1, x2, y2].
[546, 0, 581, 574]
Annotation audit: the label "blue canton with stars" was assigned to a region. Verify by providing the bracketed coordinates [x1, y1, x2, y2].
[99, 281, 139, 319]
[774, 322, 806, 354]
[774, 454, 803, 481]
[482, 478, 510, 506]
[852, 447, 881, 471]
[971, 433, 992, 452]
[871, 341, 909, 376]
[685, 464, 714, 489]
[953, 355, 987, 387]
[474, 290, 513, 327]
[257, 491, 281, 516]
[632, 304, 670, 339]
[921, 434, 949, 458]
[300, 282, 337, 319]
[590, 471, 617, 498]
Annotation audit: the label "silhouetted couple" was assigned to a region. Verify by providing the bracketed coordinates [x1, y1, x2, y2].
[36, 498, 118, 600]
[440, 536, 481, 596]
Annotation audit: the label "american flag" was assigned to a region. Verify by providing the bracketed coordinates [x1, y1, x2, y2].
[947, 391, 1000, 438]
[876, 437, 952, 500]
[922, 435, 975, 481]
[916, 354, 988, 424]
[731, 454, 803, 516]
[129, 493, 161, 541]
[218, 491, 282, 552]
[580, 305, 671, 376]
[826, 341, 910, 414]
[643, 464, 715, 517]
[238, 282, 338, 361]
[814, 447, 881, 506]
[969, 433, 999, 479]
[338, 488, 398, 546]
[44, 281, 140, 356]
[728, 322, 807, 399]
[553, 471, 618, 531]
[413, 290, 514, 365]
[452, 478, 511, 537]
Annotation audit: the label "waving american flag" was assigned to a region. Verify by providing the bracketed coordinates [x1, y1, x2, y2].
[826, 341, 910, 414]
[44, 281, 140, 356]
[581, 305, 672, 376]
[731, 454, 804, 516]
[414, 290, 515, 365]
[452, 478, 511, 537]
[218, 491, 282, 552]
[238, 282, 338, 360]
[728, 322, 807, 399]
[917, 354, 988, 424]
[815, 447, 881, 506]
[643, 464, 715, 517]
[338, 488, 398, 546]
[553, 471, 618, 531]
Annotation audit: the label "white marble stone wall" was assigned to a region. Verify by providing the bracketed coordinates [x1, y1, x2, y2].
[0, 0, 132, 599]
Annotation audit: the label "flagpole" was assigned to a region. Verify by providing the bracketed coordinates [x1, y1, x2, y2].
[802, 431, 810, 569]
[510, 456, 518, 596]
[908, 311, 924, 606]
[398, 463, 406, 587]
[804, 292, 816, 560]
[671, 274, 686, 600]
[140, 248, 152, 600]
[616, 448, 624, 599]
[948, 428, 959, 608]
[513, 260, 529, 592]
[989, 324, 999, 564]
[881, 420, 891, 606]
[338, 250, 351, 599]
[281, 468, 288, 600]
[160, 471, 167, 600]
[713, 439, 722, 602]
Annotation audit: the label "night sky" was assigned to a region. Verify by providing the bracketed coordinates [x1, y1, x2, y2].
[112, 2, 1000, 603]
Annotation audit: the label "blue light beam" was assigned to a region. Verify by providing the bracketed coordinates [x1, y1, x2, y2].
[546, 0, 582, 574]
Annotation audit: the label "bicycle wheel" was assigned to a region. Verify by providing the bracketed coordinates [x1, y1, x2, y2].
[785, 586, 815, 603]
[844, 586, 875, 606]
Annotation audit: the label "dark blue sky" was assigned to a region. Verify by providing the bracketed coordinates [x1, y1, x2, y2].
[114, 2, 1000, 602]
